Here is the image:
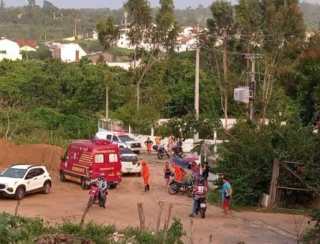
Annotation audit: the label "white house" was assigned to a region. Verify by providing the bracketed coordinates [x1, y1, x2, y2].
[117, 29, 134, 50]
[51, 43, 87, 63]
[0, 38, 22, 61]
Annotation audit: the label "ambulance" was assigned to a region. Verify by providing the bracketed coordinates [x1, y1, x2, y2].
[59, 139, 121, 189]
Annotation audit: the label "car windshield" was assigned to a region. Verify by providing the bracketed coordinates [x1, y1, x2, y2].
[120, 148, 134, 154]
[0, 168, 27, 178]
[121, 155, 138, 162]
[118, 135, 134, 142]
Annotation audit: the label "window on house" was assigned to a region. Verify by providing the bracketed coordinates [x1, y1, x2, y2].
[0, 50, 7, 54]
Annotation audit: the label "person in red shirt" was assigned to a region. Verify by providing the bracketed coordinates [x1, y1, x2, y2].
[145, 137, 153, 154]
[141, 160, 150, 192]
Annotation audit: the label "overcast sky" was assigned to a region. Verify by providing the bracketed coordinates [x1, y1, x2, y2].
[6, 0, 320, 9]
[7, 0, 212, 9]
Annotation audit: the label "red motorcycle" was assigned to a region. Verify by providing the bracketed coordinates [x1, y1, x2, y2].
[87, 184, 108, 208]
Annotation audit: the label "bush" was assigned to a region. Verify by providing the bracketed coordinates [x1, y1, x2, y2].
[59, 222, 115, 244]
[303, 209, 320, 243]
[217, 121, 320, 206]
[0, 213, 185, 244]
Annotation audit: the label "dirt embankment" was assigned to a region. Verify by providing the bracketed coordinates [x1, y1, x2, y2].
[0, 139, 64, 173]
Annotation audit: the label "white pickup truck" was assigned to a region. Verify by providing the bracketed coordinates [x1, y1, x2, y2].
[95, 130, 142, 154]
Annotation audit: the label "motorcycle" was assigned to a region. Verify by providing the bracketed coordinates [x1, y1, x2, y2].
[168, 179, 193, 197]
[195, 197, 207, 218]
[157, 145, 170, 159]
[153, 145, 170, 160]
[87, 184, 107, 208]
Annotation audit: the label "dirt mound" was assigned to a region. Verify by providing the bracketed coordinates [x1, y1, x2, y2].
[0, 139, 64, 174]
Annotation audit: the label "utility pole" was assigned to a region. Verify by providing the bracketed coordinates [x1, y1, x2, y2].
[194, 25, 200, 141]
[245, 54, 256, 121]
[222, 30, 228, 129]
[195, 36, 200, 121]
[106, 86, 109, 121]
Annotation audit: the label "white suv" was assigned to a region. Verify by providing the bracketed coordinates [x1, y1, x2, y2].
[0, 165, 52, 200]
[120, 148, 141, 175]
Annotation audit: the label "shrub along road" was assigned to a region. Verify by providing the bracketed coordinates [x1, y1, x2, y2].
[0, 152, 306, 243]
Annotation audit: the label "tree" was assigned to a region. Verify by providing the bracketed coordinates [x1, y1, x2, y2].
[96, 17, 120, 50]
[207, 0, 235, 128]
[236, 0, 263, 54]
[43, 0, 58, 11]
[0, 0, 5, 9]
[27, 0, 36, 7]
[154, 0, 179, 52]
[218, 121, 320, 206]
[124, 0, 152, 111]
[125, 0, 152, 48]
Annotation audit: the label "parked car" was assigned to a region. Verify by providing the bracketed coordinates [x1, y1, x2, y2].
[96, 130, 142, 154]
[0, 165, 52, 200]
[120, 148, 141, 175]
[60, 139, 122, 189]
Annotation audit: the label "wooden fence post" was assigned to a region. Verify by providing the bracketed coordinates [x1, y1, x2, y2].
[269, 159, 280, 208]
[156, 201, 164, 232]
[163, 203, 173, 231]
[14, 200, 21, 216]
[137, 202, 145, 230]
[80, 201, 92, 228]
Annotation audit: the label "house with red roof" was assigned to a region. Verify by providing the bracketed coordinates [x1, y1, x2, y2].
[16, 39, 38, 52]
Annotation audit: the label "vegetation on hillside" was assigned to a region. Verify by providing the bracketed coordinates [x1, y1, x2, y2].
[0, 1, 319, 41]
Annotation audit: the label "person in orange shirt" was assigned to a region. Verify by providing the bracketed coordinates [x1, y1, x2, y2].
[174, 164, 186, 183]
[141, 160, 150, 192]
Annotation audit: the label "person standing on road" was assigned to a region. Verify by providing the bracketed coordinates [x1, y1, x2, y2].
[163, 161, 172, 185]
[168, 135, 175, 155]
[201, 162, 209, 184]
[145, 137, 153, 154]
[222, 177, 232, 215]
[141, 160, 150, 192]
[155, 136, 161, 147]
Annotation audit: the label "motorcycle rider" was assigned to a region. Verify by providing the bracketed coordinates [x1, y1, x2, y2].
[189, 177, 208, 217]
[90, 175, 108, 208]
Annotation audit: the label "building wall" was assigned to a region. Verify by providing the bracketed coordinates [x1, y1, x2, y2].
[0, 39, 22, 61]
[59, 44, 86, 63]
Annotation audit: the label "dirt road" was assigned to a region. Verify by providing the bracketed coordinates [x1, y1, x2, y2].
[0, 140, 307, 243]
[0, 157, 306, 243]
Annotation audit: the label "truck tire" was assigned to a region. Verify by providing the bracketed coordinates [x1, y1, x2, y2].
[15, 186, 25, 200]
[81, 178, 89, 190]
[108, 183, 117, 189]
[60, 171, 66, 182]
